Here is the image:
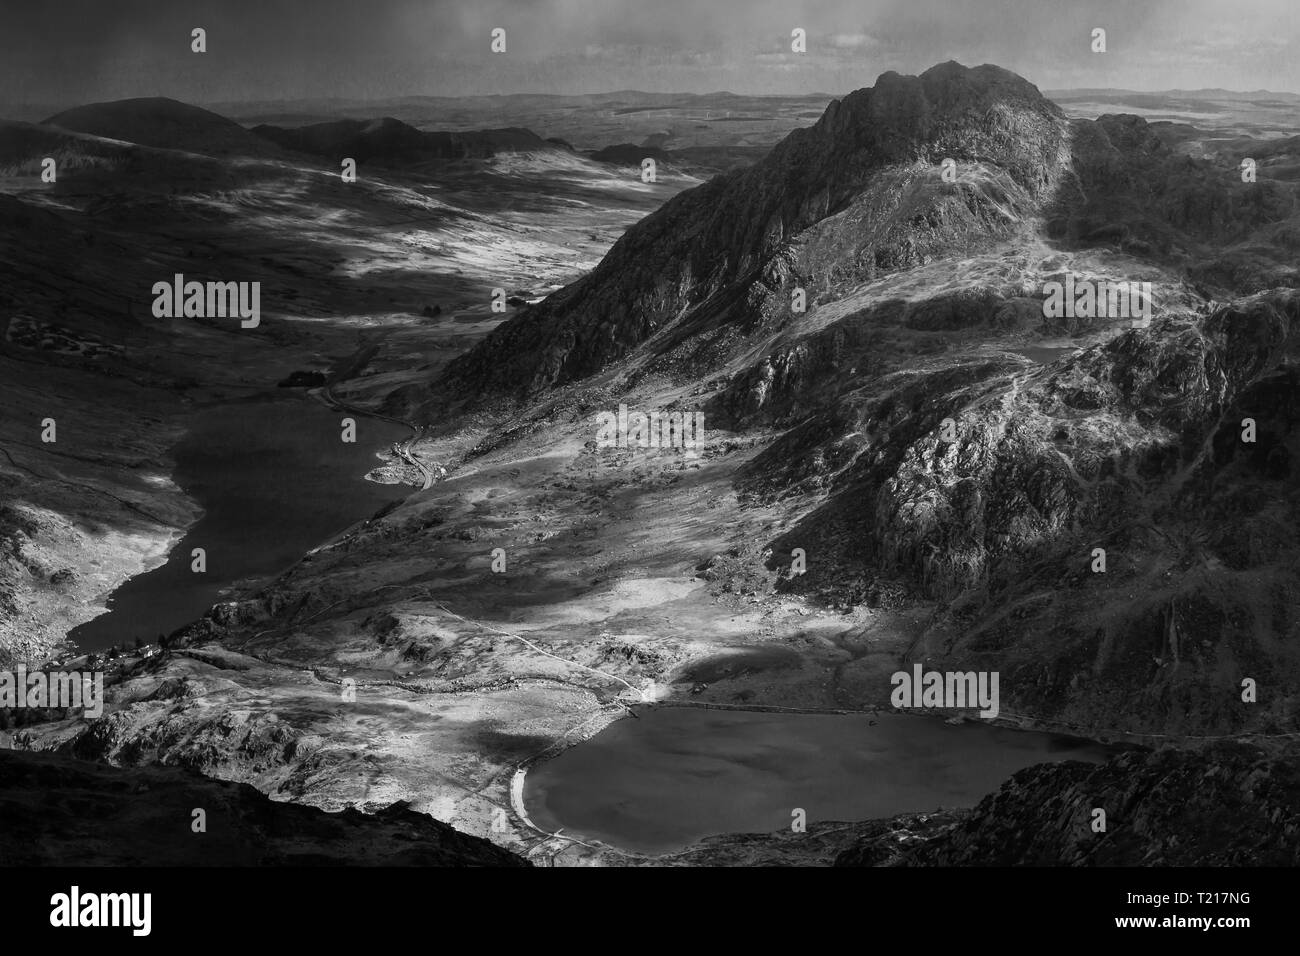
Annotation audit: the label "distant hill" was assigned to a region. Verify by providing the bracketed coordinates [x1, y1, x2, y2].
[586, 141, 758, 177]
[1050, 87, 1300, 103]
[43, 97, 284, 158]
[588, 143, 672, 166]
[251, 116, 561, 167]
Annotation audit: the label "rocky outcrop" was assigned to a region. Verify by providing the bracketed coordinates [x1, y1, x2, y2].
[1049, 114, 1295, 289]
[0, 749, 528, 865]
[835, 742, 1300, 866]
[744, 290, 1300, 733]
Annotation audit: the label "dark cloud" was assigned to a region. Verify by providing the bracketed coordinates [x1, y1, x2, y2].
[2, 0, 1296, 111]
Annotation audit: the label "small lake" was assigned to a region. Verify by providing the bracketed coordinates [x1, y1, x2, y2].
[525, 706, 1117, 855]
[1012, 345, 1079, 364]
[68, 395, 410, 652]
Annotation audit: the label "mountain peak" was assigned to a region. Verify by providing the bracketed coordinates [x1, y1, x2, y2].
[44, 97, 243, 132]
[817, 61, 1062, 159]
[437, 61, 1071, 402]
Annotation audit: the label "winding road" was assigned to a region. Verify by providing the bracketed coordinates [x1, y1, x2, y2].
[319, 383, 434, 490]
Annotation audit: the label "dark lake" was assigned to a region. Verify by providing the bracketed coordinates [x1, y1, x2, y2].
[526, 706, 1116, 855]
[1012, 345, 1079, 364]
[68, 395, 409, 652]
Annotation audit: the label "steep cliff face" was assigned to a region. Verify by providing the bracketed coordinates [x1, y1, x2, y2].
[835, 742, 1300, 866]
[440, 62, 1070, 400]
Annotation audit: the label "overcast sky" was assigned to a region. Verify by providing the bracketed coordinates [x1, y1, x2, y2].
[4, 0, 1298, 109]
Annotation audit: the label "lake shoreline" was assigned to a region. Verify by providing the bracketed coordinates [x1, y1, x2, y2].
[516, 700, 1141, 861]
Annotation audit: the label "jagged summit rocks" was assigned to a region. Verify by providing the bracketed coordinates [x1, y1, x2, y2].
[820, 62, 1064, 185]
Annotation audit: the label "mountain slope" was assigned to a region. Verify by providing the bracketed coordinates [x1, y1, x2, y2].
[0, 749, 528, 866]
[410, 61, 1300, 737]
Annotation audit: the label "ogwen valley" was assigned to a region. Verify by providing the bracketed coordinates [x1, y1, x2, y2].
[1, 0, 1296, 923]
